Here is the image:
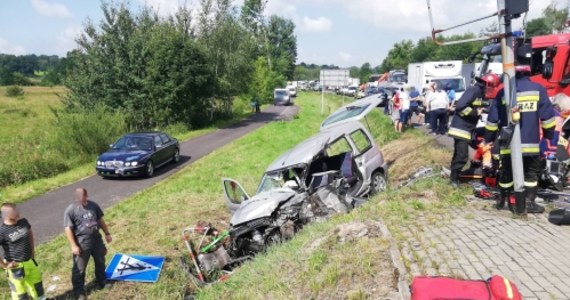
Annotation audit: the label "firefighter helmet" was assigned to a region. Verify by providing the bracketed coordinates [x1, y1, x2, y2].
[476, 73, 502, 99]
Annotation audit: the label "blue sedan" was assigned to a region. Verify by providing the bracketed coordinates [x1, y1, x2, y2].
[96, 132, 180, 178]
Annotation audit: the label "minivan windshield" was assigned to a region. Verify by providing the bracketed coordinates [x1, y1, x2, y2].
[321, 104, 370, 127]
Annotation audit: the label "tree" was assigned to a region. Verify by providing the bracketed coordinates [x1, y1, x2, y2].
[543, 2, 569, 34]
[410, 37, 439, 62]
[267, 15, 297, 80]
[65, 3, 215, 129]
[359, 62, 373, 83]
[379, 40, 414, 72]
[526, 18, 551, 37]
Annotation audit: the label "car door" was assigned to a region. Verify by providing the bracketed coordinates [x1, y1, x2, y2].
[320, 96, 383, 130]
[160, 133, 175, 160]
[222, 178, 250, 214]
[153, 135, 168, 165]
[347, 128, 380, 187]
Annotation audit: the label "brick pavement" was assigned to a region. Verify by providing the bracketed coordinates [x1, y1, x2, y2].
[393, 205, 570, 299]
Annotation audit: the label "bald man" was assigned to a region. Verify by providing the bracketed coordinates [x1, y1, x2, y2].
[64, 188, 111, 300]
[0, 203, 45, 300]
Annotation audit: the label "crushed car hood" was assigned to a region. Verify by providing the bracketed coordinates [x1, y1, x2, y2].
[98, 150, 150, 162]
[230, 189, 296, 226]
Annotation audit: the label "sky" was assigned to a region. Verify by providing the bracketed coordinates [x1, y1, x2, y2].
[0, 0, 557, 68]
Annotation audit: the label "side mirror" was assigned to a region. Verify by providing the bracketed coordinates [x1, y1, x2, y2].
[543, 61, 554, 80]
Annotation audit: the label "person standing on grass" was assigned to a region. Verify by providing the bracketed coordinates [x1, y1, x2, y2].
[64, 188, 112, 300]
[391, 89, 402, 133]
[0, 203, 46, 300]
[400, 85, 411, 128]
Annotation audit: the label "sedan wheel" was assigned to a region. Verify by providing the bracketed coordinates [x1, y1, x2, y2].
[371, 172, 386, 195]
[172, 149, 180, 163]
[145, 161, 155, 178]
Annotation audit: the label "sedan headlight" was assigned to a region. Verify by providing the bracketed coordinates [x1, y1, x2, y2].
[97, 161, 102, 166]
[131, 161, 138, 166]
[125, 162, 131, 167]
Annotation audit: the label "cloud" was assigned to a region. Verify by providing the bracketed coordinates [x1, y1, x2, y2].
[301, 16, 332, 32]
[338, 51, 354, 62]
[30, 0, 72, 18]
[0, 38, 26, 55]
[341, 0, 556, 36]
[54, 25, 82, 56]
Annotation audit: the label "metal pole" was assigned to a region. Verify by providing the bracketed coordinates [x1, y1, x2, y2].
[497, 0, 525, 201]
[321, 71, 325, 115]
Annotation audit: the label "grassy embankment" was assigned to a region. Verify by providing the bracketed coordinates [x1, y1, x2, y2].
[0, 86, 252, 205]
[1, 91, 470, 299]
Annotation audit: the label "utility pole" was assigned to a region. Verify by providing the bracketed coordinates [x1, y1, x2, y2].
[497, 0, 527, 214]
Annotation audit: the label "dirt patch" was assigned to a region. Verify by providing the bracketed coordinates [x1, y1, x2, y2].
[297, 221, 402, 300]
[381, 133, 450, 185]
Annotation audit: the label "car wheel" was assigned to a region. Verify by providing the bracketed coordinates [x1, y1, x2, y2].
[370, 171, 387, 195]
[145, 160, 155, 178]
[172, 148, 180, 164]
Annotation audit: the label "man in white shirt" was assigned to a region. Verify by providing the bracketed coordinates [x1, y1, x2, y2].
[427, 82, 450, 135]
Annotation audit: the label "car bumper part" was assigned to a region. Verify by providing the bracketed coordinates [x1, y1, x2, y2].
[96, 165, 146, 177]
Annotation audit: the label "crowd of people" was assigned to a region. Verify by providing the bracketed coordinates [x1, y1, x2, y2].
[383, 82, 456, 134]
[381, 64, 559, 217]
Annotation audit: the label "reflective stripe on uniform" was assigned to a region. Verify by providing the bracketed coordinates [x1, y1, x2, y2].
[499, 181, 514, 188]
[472, 98, 483, 106]
[503, 277, 514, 299]
[542, 117, 557, 129]
[485, 121, 498, 131]
[448, 127, 471, 140]
[459, 106, 473, 117]
[521, 143, 539, 154]
[524, 181, 538, 187]
[517, 91, 539, 102]
[500, 149, 512, 155]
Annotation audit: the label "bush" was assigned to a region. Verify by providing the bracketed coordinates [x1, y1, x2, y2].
[51, 105, 127, 159]
[5, 86, 24, 97]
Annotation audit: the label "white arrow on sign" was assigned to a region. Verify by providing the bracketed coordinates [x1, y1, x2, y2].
[111, 255, 159, 279]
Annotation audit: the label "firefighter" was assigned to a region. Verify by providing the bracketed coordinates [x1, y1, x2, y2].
[448, 73, 501, 187]
[485, 66, 556, 215]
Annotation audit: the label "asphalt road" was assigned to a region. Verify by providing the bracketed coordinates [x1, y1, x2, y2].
[17, 105, 299, 245]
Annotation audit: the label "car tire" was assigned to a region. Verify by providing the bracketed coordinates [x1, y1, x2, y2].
[172, 148, 180, 164]
[370, 171, 387, 195]
[145, 160, 155, 178]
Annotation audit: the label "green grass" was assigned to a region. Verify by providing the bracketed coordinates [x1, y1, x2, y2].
[0, 91, 465, 299]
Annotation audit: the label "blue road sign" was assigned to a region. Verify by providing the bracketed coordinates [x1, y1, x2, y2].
[105, 253, 165, 283]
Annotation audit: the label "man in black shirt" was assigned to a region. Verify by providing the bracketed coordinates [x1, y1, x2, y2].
[0, 203, 45, 300]
[64, 188, 112, 300]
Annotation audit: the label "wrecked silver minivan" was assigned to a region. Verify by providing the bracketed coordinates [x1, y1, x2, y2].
[221, 96, 387, 256]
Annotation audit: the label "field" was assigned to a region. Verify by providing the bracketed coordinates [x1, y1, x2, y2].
[0, 91, 461, 299]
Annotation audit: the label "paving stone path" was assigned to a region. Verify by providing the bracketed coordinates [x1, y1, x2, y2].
[393, 202, 570, 299]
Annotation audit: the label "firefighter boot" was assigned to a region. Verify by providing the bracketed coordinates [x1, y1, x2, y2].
[450, 170, 459, 189]
[514, 191, 526, 216]
[525, 187, 545, 214]
[496, 189, 508, 210]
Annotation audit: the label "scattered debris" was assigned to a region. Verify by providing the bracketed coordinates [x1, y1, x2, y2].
[334, 221, 382, 243]
[398, 167, 436, 188]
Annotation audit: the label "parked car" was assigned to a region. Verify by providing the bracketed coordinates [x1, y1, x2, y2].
[287, 86, 297, 97]
[96, 132, 179, 178]
[274, 88, 291, 106]
[345, 86, 358, 97]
